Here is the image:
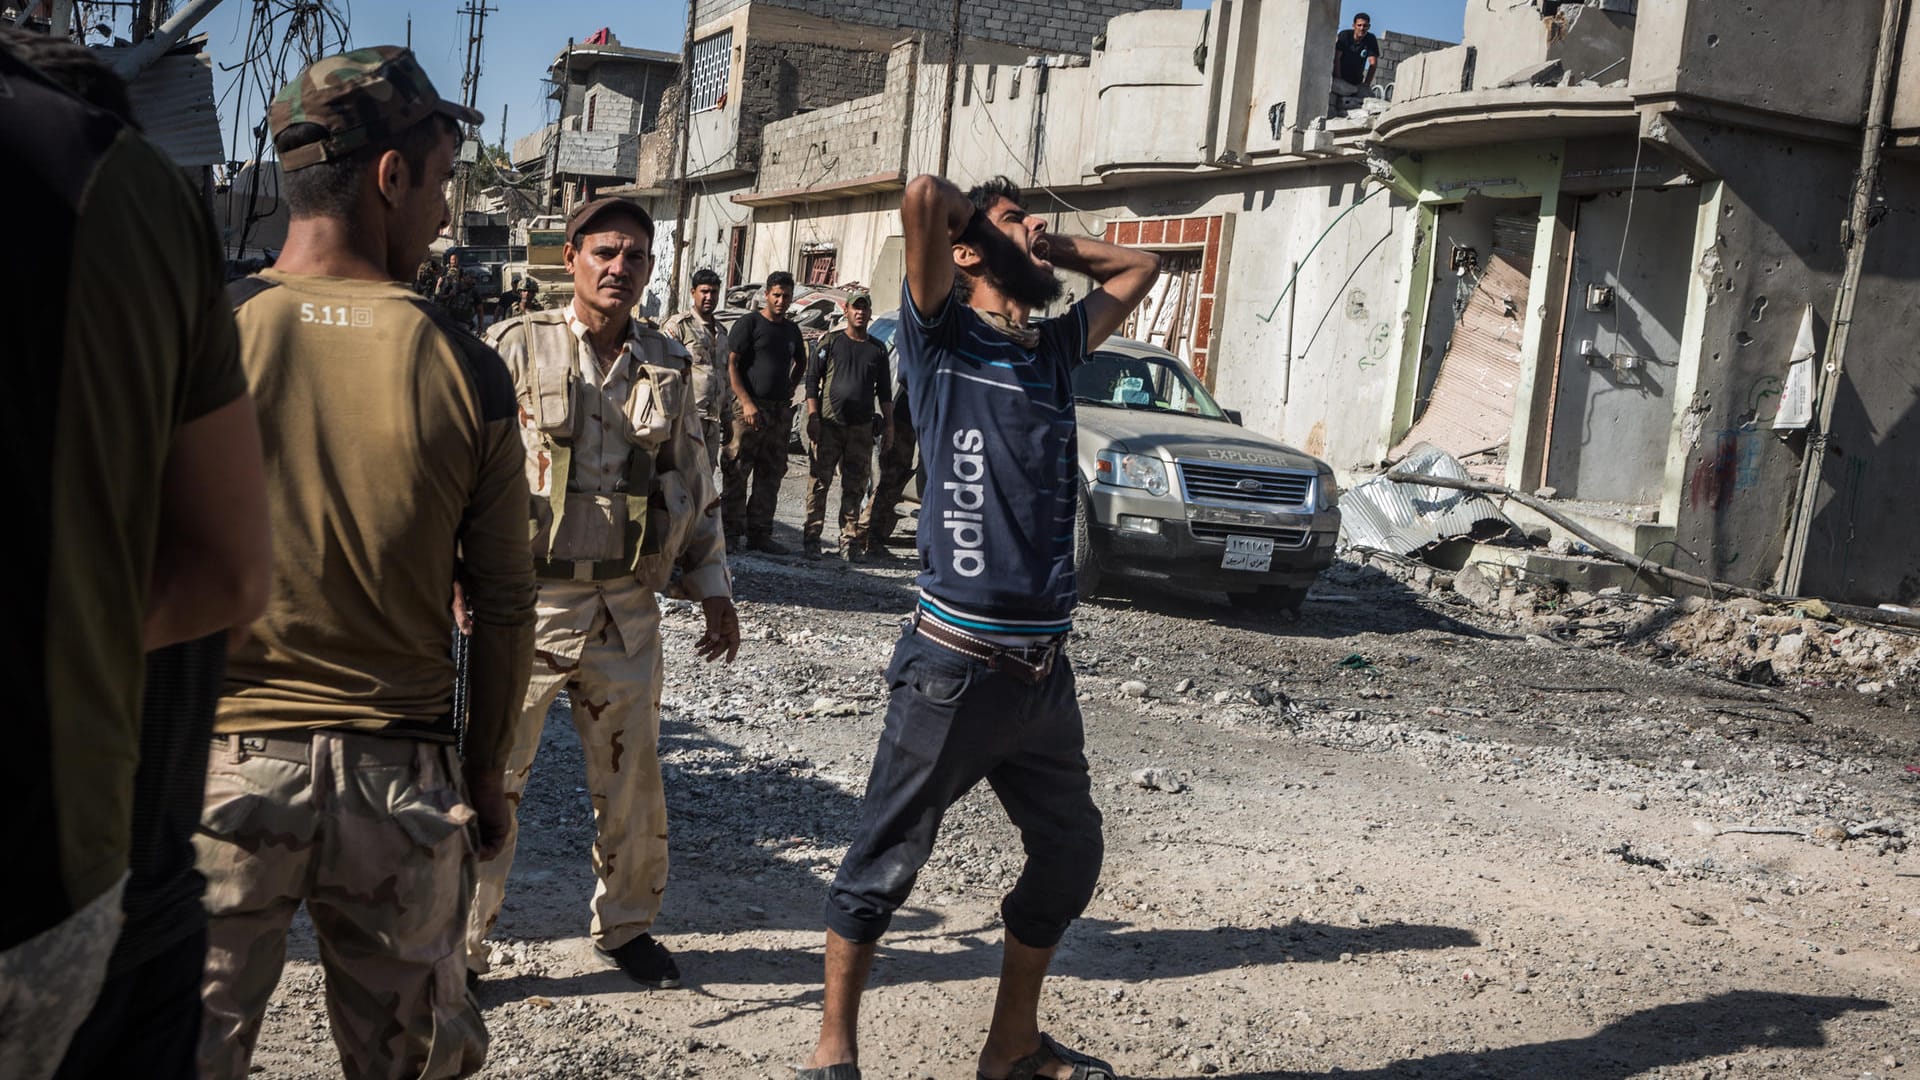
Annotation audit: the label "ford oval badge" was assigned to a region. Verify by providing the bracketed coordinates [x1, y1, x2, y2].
[1236, 478, 1263, 493]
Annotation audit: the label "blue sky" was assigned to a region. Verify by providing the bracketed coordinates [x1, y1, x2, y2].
[196, 0, 1464, 161]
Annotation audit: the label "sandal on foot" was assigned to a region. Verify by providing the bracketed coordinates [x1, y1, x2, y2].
[795, 1066, 861, 1080]
[981, 1032, 1119, 1080]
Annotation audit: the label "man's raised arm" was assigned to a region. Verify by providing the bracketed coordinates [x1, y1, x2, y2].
[901, 174, 976, 320]
[1045, 234, 1162, 352]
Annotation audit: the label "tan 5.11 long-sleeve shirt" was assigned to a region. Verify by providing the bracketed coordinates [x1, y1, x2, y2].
[219, 271, 536, 772]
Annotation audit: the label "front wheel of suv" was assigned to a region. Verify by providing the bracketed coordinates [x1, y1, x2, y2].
[1072, 491, 1104, 599]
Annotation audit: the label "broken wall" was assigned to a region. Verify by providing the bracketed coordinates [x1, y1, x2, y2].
[1465, 0, 1635, 89]
[1652, 120, 1854, 594]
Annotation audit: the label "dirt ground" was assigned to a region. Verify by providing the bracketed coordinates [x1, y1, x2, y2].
[252, 469, 1920, 1079]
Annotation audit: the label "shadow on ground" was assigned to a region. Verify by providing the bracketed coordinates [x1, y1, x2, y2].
[1196, 991, 1889, 1080]
[1086, 558, 1506, 643]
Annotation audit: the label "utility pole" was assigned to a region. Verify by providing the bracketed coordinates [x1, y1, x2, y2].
[667, 1, 695, 315]
[936, 0, 962, 175]
[1777, 0, 1907, 595]
[406, 13, 411, 50]
[452, 0, 496, 246]
[131, 0, 165, 43]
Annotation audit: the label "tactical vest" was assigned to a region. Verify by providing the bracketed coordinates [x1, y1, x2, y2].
[512, 311, 672, 580]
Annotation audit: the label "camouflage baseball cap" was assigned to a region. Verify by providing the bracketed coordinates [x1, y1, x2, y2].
[845, 288, 872, 308]
[270, 46, 481, 172]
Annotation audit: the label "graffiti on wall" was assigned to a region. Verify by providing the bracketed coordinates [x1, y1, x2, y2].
[1689, 429, 1765, 511]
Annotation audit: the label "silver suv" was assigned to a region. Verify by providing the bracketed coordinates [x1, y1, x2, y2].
[1072, 338, 1340, 613]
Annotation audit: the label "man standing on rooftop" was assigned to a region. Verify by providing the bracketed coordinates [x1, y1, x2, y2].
[1333, 11, 1381, 98]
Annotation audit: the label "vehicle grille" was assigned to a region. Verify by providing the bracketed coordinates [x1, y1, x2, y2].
[1188, 523, 1311, 548]
[1177, 461, 1316, 508]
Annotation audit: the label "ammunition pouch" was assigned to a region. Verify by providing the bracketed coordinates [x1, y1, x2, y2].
[515, 314, 678, 579]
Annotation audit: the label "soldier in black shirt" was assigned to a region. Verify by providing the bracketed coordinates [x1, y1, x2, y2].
[723, 271, 808, 553]
[1333, 12, 1380, 98]
[801, 291, 893, 560]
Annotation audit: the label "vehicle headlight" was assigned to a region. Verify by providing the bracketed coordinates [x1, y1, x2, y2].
[1316, 471, 1341, 511]
[1095, 450, 1169, 497]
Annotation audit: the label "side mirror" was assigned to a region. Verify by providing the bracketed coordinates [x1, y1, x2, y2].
[1225, 409, 1244, 426]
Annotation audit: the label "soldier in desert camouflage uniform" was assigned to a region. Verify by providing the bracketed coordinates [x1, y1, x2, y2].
[660, 266, 728, 468]
[466, 195, 739, 990]
[194, 48, 534, 1080]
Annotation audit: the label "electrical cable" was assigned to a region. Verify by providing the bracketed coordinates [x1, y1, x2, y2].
[963, 66, 1099, 226]
[1608, 134, 1645, 348]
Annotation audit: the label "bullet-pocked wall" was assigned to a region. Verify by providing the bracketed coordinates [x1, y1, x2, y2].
[1798, 153, 1920, 606]
[1650, 117, 1920, 604]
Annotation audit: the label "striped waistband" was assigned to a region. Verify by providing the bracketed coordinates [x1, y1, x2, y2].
[916, 592, 1072, 643]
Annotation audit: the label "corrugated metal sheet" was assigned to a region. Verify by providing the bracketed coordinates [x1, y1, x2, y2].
[1392, 254, 1530, 480]
[124, 46, 224, 168]
[1339, 443, 1511, 556]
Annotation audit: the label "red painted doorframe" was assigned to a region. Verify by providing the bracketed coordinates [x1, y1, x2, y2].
[1105, 214, 1227, 382]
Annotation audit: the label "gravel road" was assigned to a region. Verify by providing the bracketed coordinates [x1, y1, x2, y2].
[251, 469, 1920, 1079]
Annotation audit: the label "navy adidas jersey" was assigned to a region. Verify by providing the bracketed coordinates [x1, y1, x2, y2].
[896, 282, 1090, 635]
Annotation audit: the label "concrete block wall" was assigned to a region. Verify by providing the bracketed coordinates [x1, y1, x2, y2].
[582, 64, 673, 136]
[754, 39, 920, 193]
[1390, 45, 1475, 104]
[554, 131, 636, 179]
[1375, 30, 1457, 91]
[736, 39, 890, 166]
[756, 96, 891, 191]
[695, 0, 1177, 56]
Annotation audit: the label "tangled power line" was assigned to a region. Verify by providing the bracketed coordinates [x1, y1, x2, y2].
[216, 0, 350, 256]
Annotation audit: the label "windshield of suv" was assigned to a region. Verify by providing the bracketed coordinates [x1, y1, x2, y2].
[1072, 351, 1228, 420]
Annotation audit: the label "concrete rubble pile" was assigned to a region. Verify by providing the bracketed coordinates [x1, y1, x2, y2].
[1351, 552, 1920, 699]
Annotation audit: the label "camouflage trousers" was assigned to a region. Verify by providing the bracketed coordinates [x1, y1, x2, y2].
[195, 732, 485, 1080]
[858, 419, 917, 551]
[467, 587, 666, 972]
[0, 876, 124, 1080]
[803, 420, 875, 547]
[721, 397, 791, 540]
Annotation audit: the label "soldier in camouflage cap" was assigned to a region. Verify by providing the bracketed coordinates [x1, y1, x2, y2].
[195, 46, 534, 1080]
[270, 46, 480, 172]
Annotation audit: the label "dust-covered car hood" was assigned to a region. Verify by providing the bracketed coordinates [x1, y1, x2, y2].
[1076, 406, 1325, 473]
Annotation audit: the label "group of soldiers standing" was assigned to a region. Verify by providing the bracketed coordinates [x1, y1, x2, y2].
[9, 31, 1151, 1080]
[415, 251, 545, 334]
[662, 270, 919, 562]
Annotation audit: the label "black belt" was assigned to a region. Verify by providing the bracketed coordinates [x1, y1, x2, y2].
[912, 610, 1063, 685]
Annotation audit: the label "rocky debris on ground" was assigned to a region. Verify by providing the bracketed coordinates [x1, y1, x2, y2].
[1340, 550, 1920, 698]
[244, 476, 1919, 1079]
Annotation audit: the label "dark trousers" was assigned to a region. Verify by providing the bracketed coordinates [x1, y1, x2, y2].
[858, 419, 916, 550]
[826, 627, 1104, 949]
[722, 397, 790, 539]
[53, 926, 206, 1080]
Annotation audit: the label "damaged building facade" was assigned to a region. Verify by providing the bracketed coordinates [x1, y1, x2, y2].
[565, 0, 1919, 609]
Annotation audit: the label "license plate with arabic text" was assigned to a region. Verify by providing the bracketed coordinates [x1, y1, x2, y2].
[1221, 535, 1275, 572]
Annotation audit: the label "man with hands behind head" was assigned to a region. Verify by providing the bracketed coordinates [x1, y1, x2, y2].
[800, 175, 1158, 1080]
[467, 195, 740, 994]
